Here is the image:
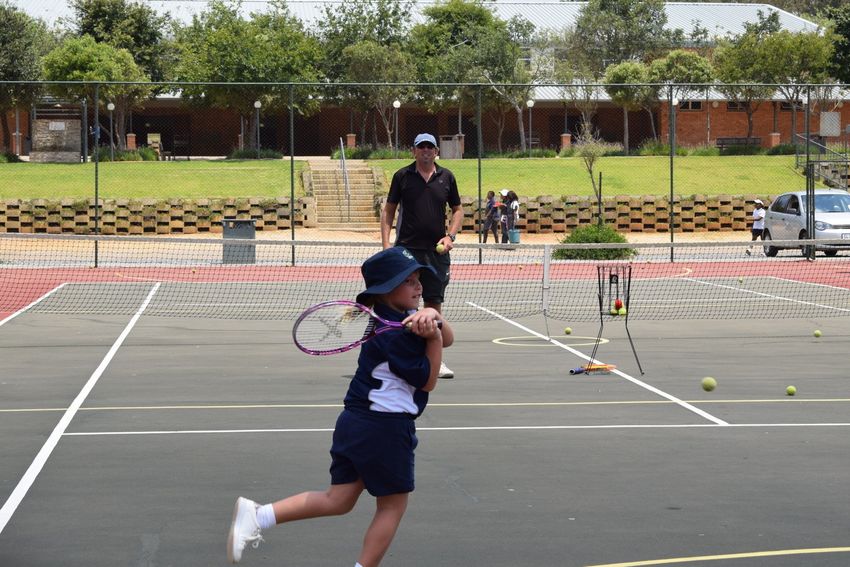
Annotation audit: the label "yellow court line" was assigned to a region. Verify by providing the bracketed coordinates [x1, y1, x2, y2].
[2, 398, 850, 414]
[586, 546, 850, 566]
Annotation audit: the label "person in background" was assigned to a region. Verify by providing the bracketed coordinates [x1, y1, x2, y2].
[381, 133, 463, 379]
[746, 198, 766, 256]
[481, 190, 499, 243]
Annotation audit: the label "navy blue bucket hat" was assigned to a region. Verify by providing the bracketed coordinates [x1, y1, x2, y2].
[356, 247, 436, 305]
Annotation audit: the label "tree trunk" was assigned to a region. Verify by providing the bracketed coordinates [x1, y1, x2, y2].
[1, 112, 11, 153]
[516, 105, 526, 152]
[623, 107, 630, 155]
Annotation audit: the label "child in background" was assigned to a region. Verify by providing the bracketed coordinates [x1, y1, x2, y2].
[746, 198, 766, 255]
[482, 190, 499, 243]
[227, 246, 454, 567]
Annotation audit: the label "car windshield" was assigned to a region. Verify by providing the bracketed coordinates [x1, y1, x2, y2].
[814, 194, 850, 213]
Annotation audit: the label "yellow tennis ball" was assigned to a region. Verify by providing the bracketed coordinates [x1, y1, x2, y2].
[435, 243, 446, 253]
[617, 307, 627, 316]
[813, 330, 822, 338]
[701, 377, 717, 392]
[738, 277, 743, 284]
[786, 385, 797, 396]
[564, 327, 572, 335]
[610, 308, 618, 315]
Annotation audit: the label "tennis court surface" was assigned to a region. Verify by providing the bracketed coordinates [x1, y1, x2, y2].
[1, 235, 849, 566]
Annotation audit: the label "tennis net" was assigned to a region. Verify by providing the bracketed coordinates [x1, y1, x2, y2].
[1, 234, 849, 322]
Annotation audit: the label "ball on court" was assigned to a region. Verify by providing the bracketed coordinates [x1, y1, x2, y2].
[786, 385, 797, 396]
[617, 307, 627, 316]
[701, 377, 717, 392]
[610, 307, 618, 315]
[738, 277, 743, 284]
[518, 265, 523, 271]
[813, 330, 822, 338]
[564, 327, 572, 335]
[435, 243, 446, 253]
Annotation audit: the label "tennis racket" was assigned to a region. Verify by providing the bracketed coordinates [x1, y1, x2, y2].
[293, 300, 440, 356]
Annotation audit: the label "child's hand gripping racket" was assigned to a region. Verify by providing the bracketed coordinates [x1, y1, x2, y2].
[293, 300, 441, 356]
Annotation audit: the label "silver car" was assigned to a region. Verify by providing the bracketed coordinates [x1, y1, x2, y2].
[763, 189, 850, 257]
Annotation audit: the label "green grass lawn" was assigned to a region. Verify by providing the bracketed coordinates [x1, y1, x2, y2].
[0, 159, 302, 200]
[371, 155, 808, 197]
[0, 155, 808, 200]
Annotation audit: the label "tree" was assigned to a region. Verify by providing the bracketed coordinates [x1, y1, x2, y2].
[570, 0, 670, 77]
[174, 0, 322, 150]
[69, 0, 174, 82]
[341, 41, 416, 147]
[757, 30, 835, 141]
[713, 33, 776, 139]
[827, 4, 850, 84]
[42, 35, 152, 151]
[0, 4, 54, 152]
[604, 61, 653, 154]
[647, 49, 714, 102]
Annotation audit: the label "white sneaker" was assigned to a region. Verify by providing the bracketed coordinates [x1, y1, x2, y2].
[438, 362, 454, 379]
[227, 497, 264, 563]
[745, 248, 752, 256]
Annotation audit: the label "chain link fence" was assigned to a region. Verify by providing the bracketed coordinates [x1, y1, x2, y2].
[1, 81, 848, 237]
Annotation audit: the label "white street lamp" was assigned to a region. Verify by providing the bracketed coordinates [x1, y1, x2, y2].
[526, 99, 535, 154]
[392, 100, 401, 153]
[106, 102, 115, 161]
[253, 100, 262, 158]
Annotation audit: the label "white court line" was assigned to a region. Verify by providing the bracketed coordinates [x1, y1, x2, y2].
[61, 422, 850, 437]
[0, 283, 161, 535]
[766, 274, 850, 292]
[467, 301, 729, 426]
[684, 277, 850, 313]
[0, 283, 67, 327]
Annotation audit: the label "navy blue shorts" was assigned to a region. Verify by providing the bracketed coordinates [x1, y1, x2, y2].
[408, 248, 450, 305]
[330, 409, 418, 497]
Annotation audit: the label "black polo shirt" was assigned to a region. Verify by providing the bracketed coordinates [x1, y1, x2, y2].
[388, 162, 461, 250]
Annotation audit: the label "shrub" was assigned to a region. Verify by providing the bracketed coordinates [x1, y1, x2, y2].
[719, 144, 764, 156]
[331, 145, 374, 159]
[765, 143, 796, 155]
[552, 223, 636, 260]
[0, 152, 23, 163]
[227, 148, 284, 160]
[688, 145, 720, 156]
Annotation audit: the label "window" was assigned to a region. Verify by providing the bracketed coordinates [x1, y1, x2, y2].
[770, 195, 790, 213]
[678, 100, 702, 111]
[780, 101, 803, 111]
[726, 101, 746, 112]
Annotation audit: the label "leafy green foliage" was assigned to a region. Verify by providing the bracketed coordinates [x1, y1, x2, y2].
[553, 224, 636, 260]
[227, 149, 284, 160]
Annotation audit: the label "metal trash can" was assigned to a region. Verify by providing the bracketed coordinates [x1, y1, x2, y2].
[222, 218, 256, 264]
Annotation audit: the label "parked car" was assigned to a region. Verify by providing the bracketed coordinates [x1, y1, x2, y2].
[763, 189, 850, 257]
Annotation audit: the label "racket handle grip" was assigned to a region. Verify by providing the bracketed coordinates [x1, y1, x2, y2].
[569, 367, 585, 375]
[404, 321, 444, 330]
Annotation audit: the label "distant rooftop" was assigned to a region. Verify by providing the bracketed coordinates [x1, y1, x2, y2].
[15, 0, 820, 37]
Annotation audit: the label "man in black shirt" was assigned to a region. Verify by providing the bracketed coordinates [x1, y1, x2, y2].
[381, 133, 463, 378]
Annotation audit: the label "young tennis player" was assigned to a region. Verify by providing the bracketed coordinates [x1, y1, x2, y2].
[227, 246, 453, 566]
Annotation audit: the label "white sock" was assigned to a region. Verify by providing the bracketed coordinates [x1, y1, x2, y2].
[355, 563, 364, 567]
[256, 504, 277, 530]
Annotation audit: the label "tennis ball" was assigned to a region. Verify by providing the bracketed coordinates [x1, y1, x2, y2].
[701, 377, 717, 392]
[813, 330, 822, 338]
[786, 385, 797, 396]
[610, 307, 618, 315]
[564, 327, 572, 335]
[618, 306, 627, 316]
[738, 277, 743, 284]
[435, 243, 446, 254]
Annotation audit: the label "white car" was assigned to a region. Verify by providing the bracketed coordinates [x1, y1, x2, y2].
[763, 189, 850, 257]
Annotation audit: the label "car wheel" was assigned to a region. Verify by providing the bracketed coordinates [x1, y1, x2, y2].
[799, 230, 815, 258]
[763, 231, 778, 257]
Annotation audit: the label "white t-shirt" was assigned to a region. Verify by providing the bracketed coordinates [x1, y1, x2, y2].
[752, 207, 766, 230]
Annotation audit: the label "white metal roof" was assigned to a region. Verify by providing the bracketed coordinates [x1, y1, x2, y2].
[16, 0, 820, 37]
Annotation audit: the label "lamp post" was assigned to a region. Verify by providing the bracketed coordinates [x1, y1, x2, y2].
[253, 100, 262, 159]
[392, 99, 401, 155]
[106, 102, 115, 161]
[526, 99, 535, 154]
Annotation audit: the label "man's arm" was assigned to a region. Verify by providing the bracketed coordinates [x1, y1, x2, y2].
[381, 201, 398, 249]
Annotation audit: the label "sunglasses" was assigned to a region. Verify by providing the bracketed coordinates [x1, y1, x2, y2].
[416, 143, 436, 149]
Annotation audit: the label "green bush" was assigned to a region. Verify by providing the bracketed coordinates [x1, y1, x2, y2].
[765, 143, 796, 155]
[1, 152, 23, 163]
[688, 145, 720, 156]
[331, 145, 374, 159]
[719, 144, 764, 156]
[636, 140, 687, 156]
[92, 147, 159, 161]
[552, 223, 636, 260]
[227, 148, 284, 160]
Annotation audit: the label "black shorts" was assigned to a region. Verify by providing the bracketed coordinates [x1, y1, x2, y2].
[751, 228, 764, 238]
[407, 248, 450, 305]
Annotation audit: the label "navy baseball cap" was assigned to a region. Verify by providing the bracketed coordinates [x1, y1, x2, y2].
[413, 133, 437, 147]
[356, 247, 436, 305]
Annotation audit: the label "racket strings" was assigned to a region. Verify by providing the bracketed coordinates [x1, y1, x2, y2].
[295, 305, 373, 352]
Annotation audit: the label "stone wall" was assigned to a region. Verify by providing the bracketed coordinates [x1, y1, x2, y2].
[0, 195, 768, 234]
[29, 119, 82, 164]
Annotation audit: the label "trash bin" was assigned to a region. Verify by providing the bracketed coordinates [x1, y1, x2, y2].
[222, 218, 256, 264]
[508, 229, 521, 244]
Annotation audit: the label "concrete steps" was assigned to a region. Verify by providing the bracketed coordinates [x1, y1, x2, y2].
[306, 160, 381, 227]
